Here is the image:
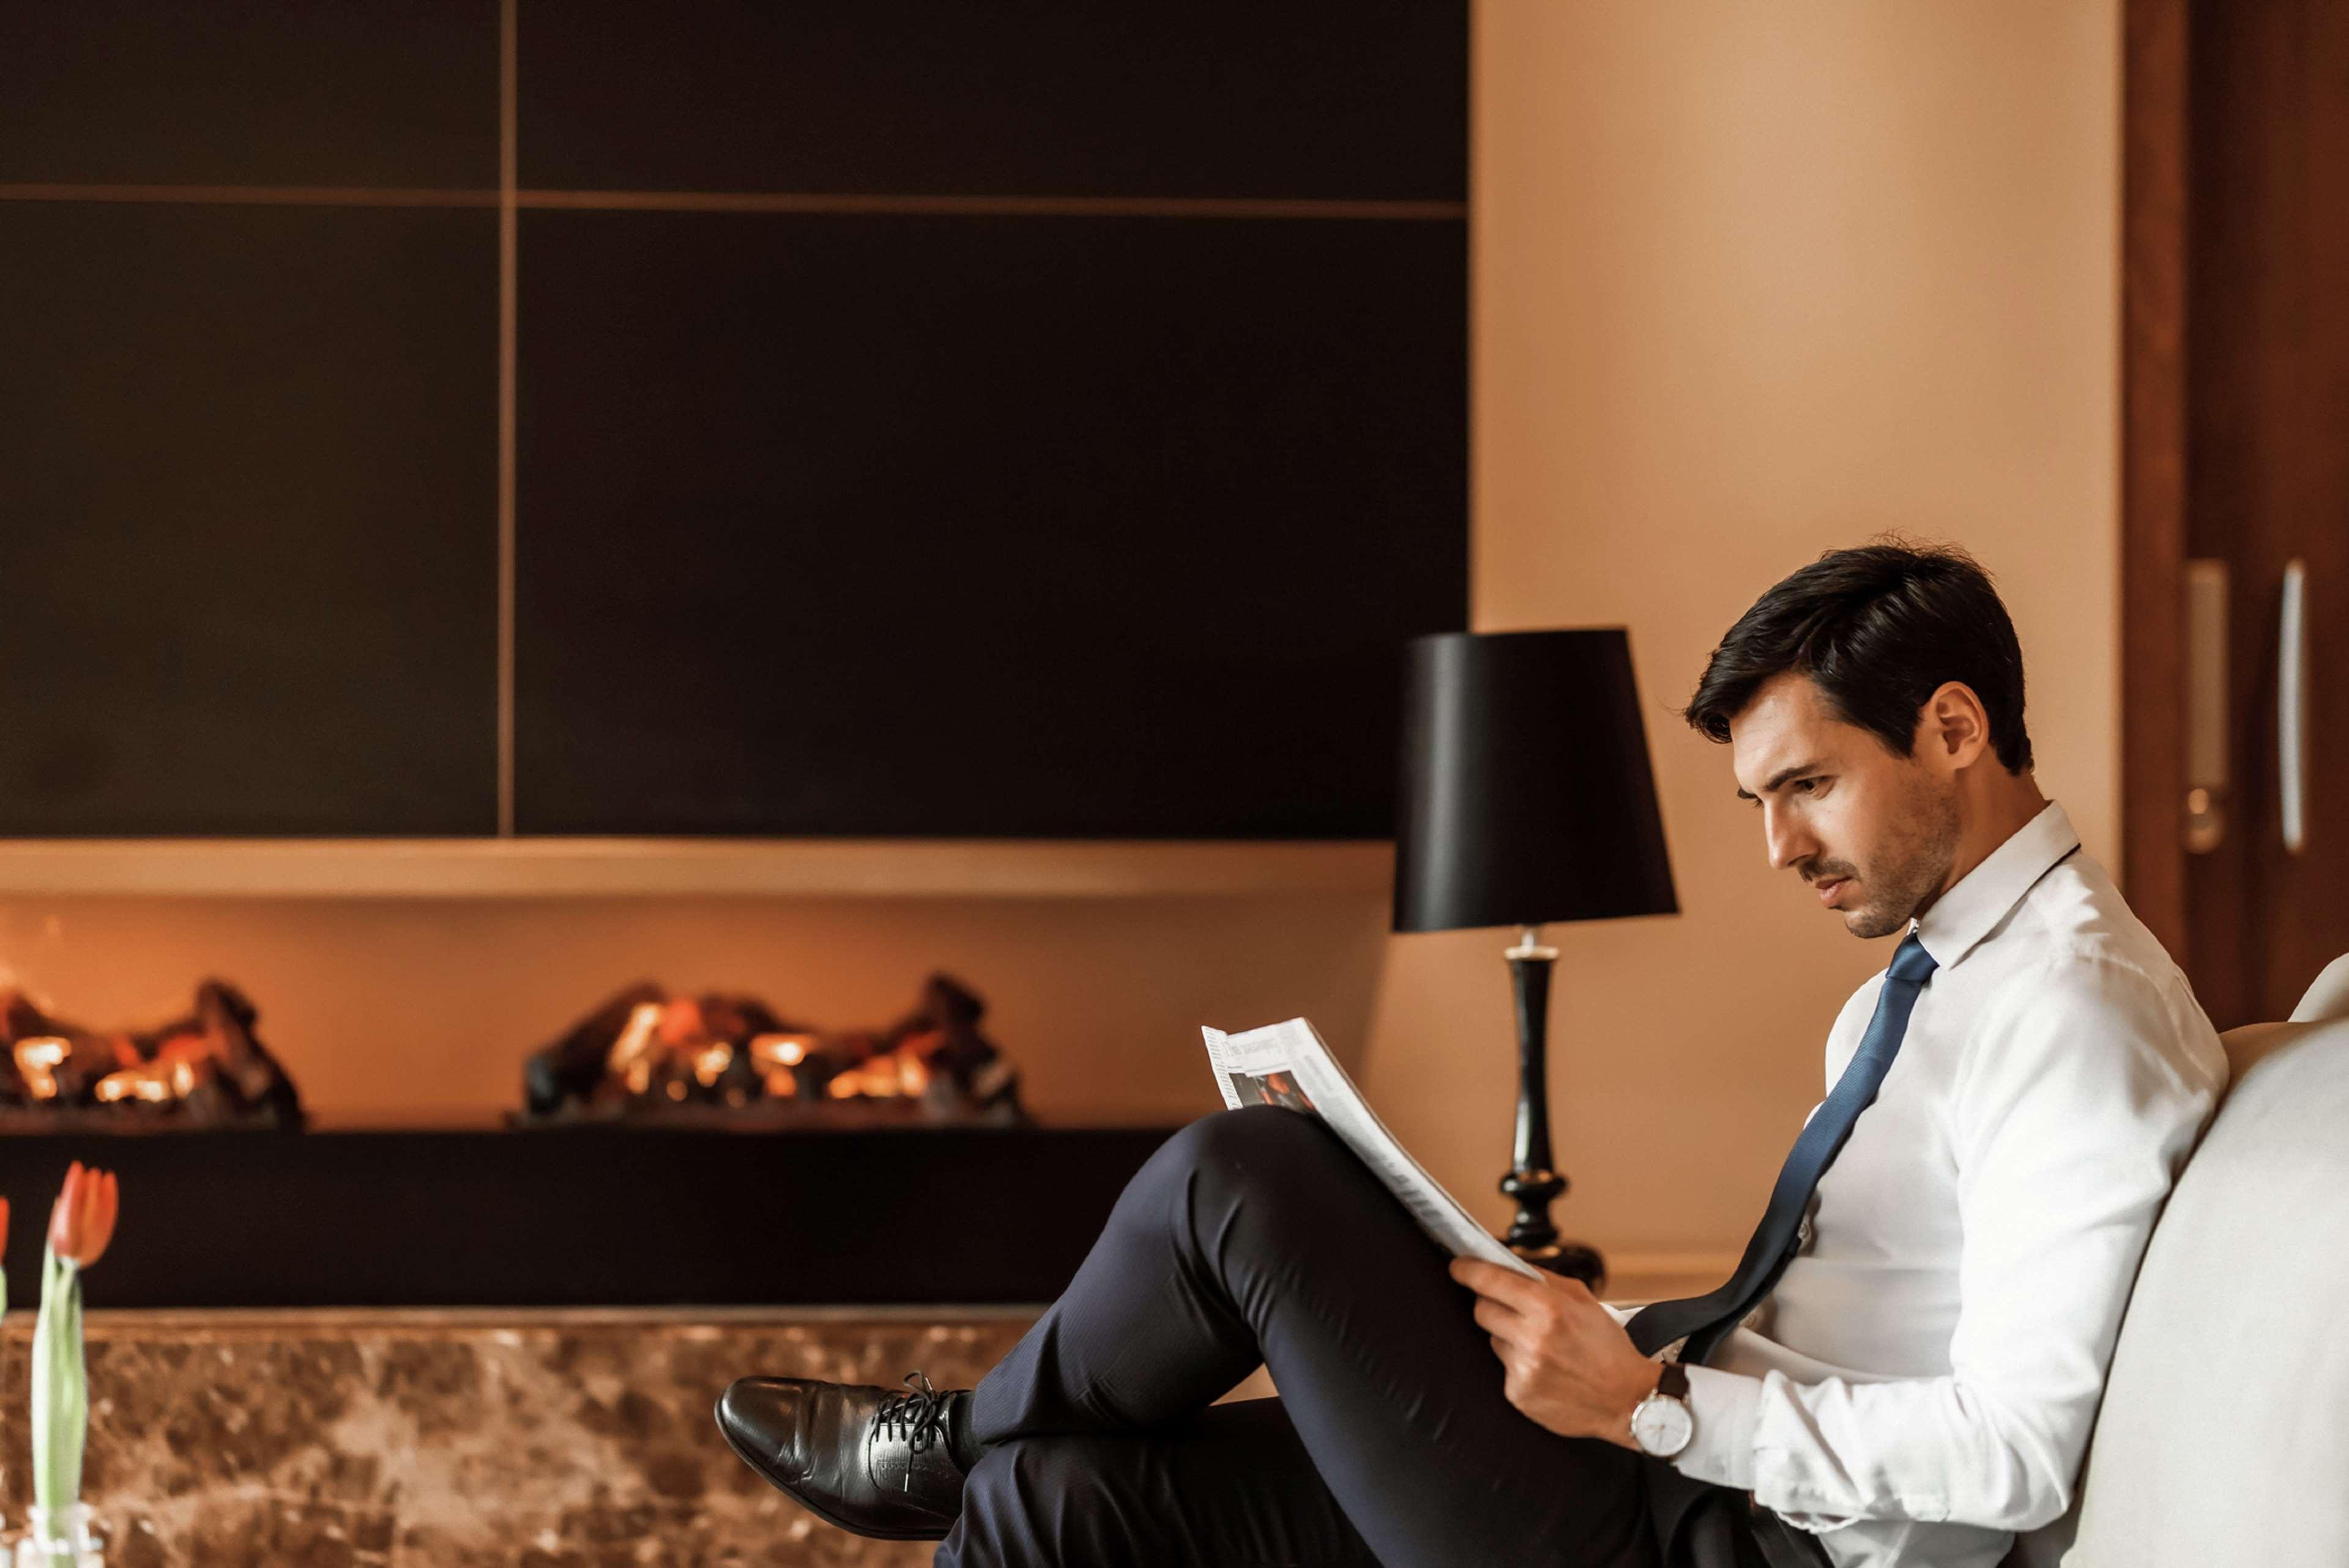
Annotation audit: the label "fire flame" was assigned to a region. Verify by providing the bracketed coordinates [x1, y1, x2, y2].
[605, 1002, 664, 1098]
[750, 1033, 811, 1069]
[593, 1014, 955, 1110]
[825, 1047, 931, 1100]
[691, 1039, 734, 1088]
[750, 1033, 813, 1099]
[13, 1037, 68, 1101]
[94, 1061, 190, 1104]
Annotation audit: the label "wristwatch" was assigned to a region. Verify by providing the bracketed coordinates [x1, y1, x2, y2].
[1629, 1361, 1694, 1458]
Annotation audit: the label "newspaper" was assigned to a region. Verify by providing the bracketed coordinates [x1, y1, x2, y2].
[1201, 1017, 1539, 1277]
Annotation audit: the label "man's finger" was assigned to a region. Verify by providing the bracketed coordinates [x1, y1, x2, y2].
[1450, 1257, 1551, 1313]
[1472, 1296, 1528, 1341]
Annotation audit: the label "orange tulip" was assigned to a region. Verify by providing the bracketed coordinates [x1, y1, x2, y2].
[47, 1161, 117, 1269]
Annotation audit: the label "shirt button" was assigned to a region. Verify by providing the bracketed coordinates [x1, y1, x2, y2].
[1796, 1215, 1815, 1249]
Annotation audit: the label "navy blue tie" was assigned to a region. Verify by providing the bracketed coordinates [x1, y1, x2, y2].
[1628, 931, 1940, 1365]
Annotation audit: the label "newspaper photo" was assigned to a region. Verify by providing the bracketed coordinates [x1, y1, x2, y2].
[1202, 1017, 1539, 1277]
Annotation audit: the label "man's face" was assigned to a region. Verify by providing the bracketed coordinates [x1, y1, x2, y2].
[1727, 673, 1960, 940]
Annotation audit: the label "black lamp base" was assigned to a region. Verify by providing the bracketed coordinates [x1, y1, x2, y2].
[1509, 1236, 1608, 1289]
[1502, 929, 1607, 1296]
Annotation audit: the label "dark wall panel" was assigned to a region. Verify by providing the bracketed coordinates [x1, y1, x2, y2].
[515, 209, 1466, 837]
[519, 1, 1467, 201]
[0, 1, 498, 187]
[0, 203, 499, 835]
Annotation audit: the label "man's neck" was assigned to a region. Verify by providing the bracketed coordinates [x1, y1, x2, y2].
[1916, 773, 2050, 920]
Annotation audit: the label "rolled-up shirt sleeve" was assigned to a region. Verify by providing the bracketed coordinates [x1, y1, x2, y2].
[1662, 956, 2222, 1531]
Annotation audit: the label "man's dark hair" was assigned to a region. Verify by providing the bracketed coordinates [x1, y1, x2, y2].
[1684, 541, 2034, 773]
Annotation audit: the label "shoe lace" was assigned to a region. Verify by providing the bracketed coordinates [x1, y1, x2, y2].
[875, 1371, 953, 1456]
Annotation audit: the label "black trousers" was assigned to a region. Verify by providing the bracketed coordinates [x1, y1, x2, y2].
[941, 1107, 1785, 1568]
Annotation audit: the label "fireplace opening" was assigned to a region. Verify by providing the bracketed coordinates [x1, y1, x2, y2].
[0, 969, 1160, 1309]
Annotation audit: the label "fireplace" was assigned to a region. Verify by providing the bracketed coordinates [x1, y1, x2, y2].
[0, 969, 1166, 1310]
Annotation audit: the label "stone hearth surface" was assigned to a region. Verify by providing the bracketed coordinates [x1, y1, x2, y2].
[0, 1309, 1037, 1568]
[0, 1263, 1724, 1567]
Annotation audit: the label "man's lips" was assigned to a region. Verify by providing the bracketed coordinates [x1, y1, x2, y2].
[1814, 877, 1850, 907]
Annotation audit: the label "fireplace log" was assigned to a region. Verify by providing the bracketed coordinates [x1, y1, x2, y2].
[518, 973, 1024, 1125]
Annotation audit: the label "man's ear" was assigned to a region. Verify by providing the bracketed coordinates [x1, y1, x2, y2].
[1918, 682, 1991, 771]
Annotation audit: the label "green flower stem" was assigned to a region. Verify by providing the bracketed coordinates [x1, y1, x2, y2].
[31, 1245, 86, 1528]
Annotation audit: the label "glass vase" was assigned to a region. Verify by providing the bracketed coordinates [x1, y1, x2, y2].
[15, 1504, 99, 1567]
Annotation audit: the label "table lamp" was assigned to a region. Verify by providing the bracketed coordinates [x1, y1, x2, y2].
[1393, 629, 1678, 1288]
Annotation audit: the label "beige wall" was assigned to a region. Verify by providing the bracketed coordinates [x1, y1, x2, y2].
[1355, 0, 2121, 1257]
[0, 1, 2121, 1269]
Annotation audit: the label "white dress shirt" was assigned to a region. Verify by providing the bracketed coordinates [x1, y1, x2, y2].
[1648, 801, 2228, 1568]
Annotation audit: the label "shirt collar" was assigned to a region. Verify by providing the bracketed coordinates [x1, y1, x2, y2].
[1912, 800, 2081, 969]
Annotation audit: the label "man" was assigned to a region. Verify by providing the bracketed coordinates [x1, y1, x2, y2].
[715, 542, 2227, 1568]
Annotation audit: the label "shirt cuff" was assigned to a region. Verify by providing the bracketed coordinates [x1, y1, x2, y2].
[1672, 1362, 1763, 1492]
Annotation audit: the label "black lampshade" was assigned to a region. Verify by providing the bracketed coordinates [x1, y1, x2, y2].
[1393, 629, 1678, 933]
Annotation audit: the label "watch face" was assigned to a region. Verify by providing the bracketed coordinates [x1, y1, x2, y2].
[1632, 1395, 1693, 1458]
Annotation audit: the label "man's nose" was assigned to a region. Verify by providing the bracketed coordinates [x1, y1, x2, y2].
[1763, 806, 1817, 872]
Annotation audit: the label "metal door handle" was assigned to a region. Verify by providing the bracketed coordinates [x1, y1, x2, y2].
[2184, 560, 2230, 853]
[2280, 559, 2309, 855]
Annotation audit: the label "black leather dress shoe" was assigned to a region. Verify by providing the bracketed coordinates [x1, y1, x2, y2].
[715, 1371, 970, 1541]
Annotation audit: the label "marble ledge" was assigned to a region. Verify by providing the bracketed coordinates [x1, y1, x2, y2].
[0, 1307, 1043, 1568]
[0, 1281, 1723, 1568]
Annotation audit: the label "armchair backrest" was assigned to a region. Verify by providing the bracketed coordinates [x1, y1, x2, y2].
[2058, 957, 2349, 1567]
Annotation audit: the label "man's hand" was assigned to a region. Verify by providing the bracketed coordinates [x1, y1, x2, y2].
[1450, 1258, 1661, 1449]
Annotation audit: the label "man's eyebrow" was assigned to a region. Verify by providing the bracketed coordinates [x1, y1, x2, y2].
[1734, 759, 1828, 801]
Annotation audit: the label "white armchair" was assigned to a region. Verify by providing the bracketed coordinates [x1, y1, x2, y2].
[2052, 954, 2349, 1566]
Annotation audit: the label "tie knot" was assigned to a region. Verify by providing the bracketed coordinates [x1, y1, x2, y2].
[1888, 931, 1938, 986]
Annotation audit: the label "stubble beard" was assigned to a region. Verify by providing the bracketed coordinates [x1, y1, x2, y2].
[1841, 777, 1962, 940]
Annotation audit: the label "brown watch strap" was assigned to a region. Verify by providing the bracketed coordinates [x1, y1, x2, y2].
[1656, 1361, 1691, 1401]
